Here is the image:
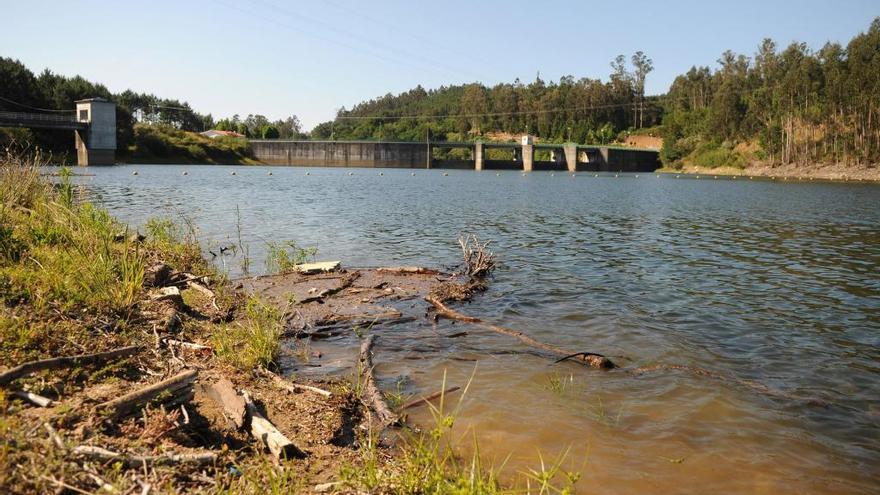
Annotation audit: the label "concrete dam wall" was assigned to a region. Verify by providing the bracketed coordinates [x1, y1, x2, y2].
[249, 140, 660, 172]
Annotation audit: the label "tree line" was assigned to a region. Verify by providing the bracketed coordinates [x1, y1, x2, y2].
[2, 18, 879, 168]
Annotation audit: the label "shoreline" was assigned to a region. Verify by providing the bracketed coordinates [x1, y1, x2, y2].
[658, 162, 880, 183]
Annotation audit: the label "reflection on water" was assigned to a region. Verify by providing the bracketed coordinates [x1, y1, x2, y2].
[78, 165, 880, 494]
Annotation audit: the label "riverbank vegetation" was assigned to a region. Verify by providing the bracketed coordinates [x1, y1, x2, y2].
[0, 150, 584, 493]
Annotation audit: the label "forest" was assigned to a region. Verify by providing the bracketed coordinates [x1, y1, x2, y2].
[1, 18, 878, 168]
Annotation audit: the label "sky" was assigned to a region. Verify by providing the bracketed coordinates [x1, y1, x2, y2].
[1, 0, 877, 130]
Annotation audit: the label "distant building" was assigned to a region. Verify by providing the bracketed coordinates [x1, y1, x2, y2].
[200, 129, 245, 139]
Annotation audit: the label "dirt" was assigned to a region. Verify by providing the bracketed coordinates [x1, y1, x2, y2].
[669, 161, 880, 182]
[1, 262, 462, 494]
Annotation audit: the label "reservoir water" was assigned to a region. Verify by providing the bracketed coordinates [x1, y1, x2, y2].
[78, 165, 879, 494]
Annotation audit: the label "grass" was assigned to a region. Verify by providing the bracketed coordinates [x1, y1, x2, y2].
[127, 124, 255, 164]
[212, 295, 284, 370]
[544, 372, 574, 396]
[264, 240, 317, 274]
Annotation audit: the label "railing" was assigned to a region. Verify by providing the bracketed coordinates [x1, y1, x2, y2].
[0, 111, 79, 123]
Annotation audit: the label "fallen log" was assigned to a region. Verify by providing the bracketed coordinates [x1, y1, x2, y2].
[241, 390, 306, 459]
[97, 370, 197, 419]
[12, 390, 54, 407]
[426, 295, 614, 369]
[258, 368, 332, 398]
[73, 445, 216, 467]
[401, 386, 461, 411]
[358, 335, 399, 426]
[0, 346, 140, 386]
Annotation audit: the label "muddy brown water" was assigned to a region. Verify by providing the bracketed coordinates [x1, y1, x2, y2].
[77, 165, 879, 494]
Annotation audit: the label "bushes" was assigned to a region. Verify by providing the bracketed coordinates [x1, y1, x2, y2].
[689, 141, 747, 169]
[128, 124, 253, 164]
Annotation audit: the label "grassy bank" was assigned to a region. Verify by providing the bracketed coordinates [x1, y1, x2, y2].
[0, 151, 577, 494]
[123, 124, 258, 165]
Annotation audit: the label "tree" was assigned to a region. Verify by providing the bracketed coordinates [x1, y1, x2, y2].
[261, 125, 280, 139]
[631, 51, 654, 128]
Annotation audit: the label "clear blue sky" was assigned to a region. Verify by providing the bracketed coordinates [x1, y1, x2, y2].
[1, 0, 877, 129]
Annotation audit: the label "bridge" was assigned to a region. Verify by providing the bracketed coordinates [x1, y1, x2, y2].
[249, 137, 661, 172]
[0, 98, 117, 165]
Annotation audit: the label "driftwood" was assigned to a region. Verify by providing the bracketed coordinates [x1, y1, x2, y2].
[259, 368, 332, 398]
[358, 335, 399, 426]
[73, 445, 216, 467]
[300, 271, 361, 304]
[426, 295, 615, 369]
[202, 378, 246, 428]
[0, 345, 140, 386]
[376, 266, 442, 275]
[97, 370, 197, 419]
[12, 390, 54, 407]
[187, 280, 215, 299]
[241, 390, 306, 459]
[458, 235, 496, 277]
[402, 386, 461, 410]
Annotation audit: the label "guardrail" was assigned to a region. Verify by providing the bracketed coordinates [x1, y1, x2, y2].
[0, 111, 79, 123]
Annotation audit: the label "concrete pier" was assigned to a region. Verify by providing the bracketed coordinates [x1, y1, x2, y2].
[249, 137, 660, 172]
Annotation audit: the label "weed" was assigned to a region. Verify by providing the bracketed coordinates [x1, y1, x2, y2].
[264, 240, 317, 274]
[212, 295, 283, 370]
[587, 396, 625, 428]
[544, 372, 574, 395]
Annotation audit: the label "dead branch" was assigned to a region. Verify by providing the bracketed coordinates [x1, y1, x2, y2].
[241, 390, 306, 459]
[0, 345, 140, 386]
[426, 295, 615, 369]
[258, 368, 332, 398]
[187, 280, 215, 299]
[72, 445, 216, 467]
[376, 266, 442, 275]
[163, 338, 212, 351]
[401, 386, 461, 410]
[458, 235, 496, 277]
[12, 390, 53, 407]
[97, 370, 197, 419]
[358, 335, 399, 426]
[300, 271, 361, 304]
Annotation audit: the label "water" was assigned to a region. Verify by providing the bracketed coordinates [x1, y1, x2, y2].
[77, 165, 879, 494]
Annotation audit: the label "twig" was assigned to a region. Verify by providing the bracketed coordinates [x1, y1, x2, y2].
[426, 295, 615, 369]
[73, 445, 217, 467]
[401, 386, 461, 410]
[43, 422, 66, 451]
[258, 368, 332, 398]
[0, 346, 140, 386]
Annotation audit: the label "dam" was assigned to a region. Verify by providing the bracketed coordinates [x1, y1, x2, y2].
[249, 137, 661, 172]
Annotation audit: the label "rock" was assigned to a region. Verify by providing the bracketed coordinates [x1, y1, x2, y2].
[143, 263, 171, 288]
[294, 261, 341, 275]
[150, 286, 183, 308]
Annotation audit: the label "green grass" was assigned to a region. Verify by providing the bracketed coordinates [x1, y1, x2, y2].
[127, 124, 254, 164]
[264, 240, 317, 274]
[212, 295, 283, 370]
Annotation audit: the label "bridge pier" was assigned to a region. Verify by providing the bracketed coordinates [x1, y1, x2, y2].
[474, 142, 483, 170]
[74, 98, 116, 166]
[521, 135, 534, 172]
[564, 143, 577, 172]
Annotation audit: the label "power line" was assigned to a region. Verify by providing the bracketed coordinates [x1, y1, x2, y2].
[0, 95, 75, 113]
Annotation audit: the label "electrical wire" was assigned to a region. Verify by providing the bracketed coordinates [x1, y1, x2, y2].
[0, 95, 75, 113]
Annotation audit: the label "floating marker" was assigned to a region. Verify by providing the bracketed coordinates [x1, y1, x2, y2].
[496, 173, 500, 176]
[656, 174, 660, 178]
[443, 172, 449, 176]
[594, 174, 598, 177]
[268, 171, 273, 175]
[411, 172, 415, 176]
[696, 175, 700, 179]
[676, 175, 680, 178]
[306, 172, 310, 175]
[379, 172, 383, 176]
[614, 174, 618, 178]
[182, 171, 188, 176]
[348, 172, 353, 175]
[132, 171, 138, 175]
[231, 171, 236, 176]
[635, 174, 639, 178]
[550, 173, 555, 177]
[714, 175, 718, 179]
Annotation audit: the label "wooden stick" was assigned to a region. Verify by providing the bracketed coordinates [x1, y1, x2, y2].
[300, 271, 361, 304]
[43, 422, 66, 451]
[72, 445, 216, 467]
[426, 295, 615, 369]
[202, 378, 246, 428]
[97, 370, 197, 419]
[358, 335, 399, 426]
[241, 390, 306, 459]
[0, 346, 140, 386]
[13, 390, 54, 407]
[163, 338, 212, 351]
[376, 266, 442, 275]
[402, 386, 461, 410]
[259, 368, 332, 398]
